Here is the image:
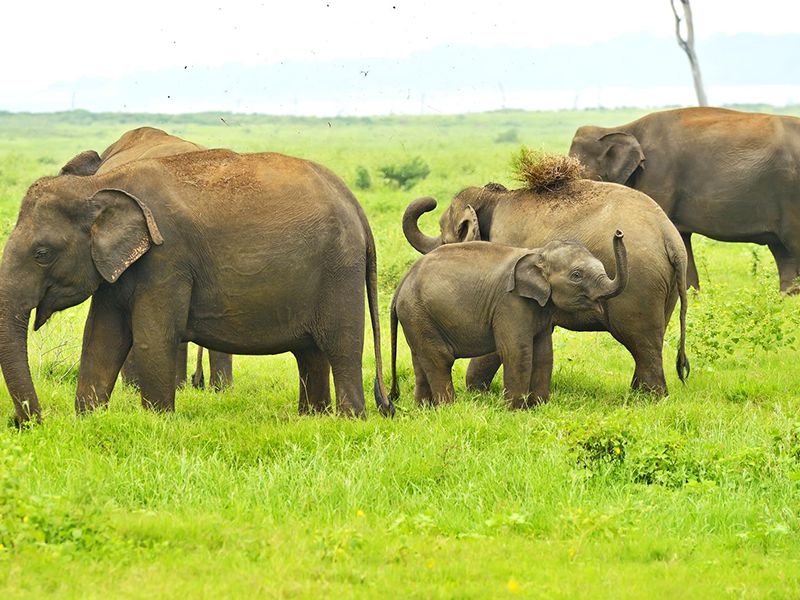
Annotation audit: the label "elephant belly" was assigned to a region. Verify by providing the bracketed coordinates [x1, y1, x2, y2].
[672, 193, 782, 243]
[184, 270, 336, 355]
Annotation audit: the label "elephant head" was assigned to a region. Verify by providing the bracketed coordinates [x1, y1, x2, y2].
[59, 150, 103, 176]
[0, 175, 163, 424]
[508, 231, 628, 312]
[569, 127, 645, 184]
[402, 184, 505, 254]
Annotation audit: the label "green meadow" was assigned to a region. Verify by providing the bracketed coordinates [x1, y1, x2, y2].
[1, 107, 799, 598]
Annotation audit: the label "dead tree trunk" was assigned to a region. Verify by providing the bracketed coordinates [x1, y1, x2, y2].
[670, 0, 708, 106]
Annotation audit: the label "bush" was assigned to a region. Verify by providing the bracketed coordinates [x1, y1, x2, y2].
[686, 269, 800, 366]
[494, 129, 519, 144]
[567, 419, 630, 469]
[354, 166, 371, 190]
[378, 157, 430, 190]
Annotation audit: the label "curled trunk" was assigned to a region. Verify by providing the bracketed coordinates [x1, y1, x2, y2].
[598, 230, 629, 300]
[0, 305, 40, 425]
[402, 197, 442, 254]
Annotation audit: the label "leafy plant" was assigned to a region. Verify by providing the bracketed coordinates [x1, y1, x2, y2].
[378, 157, 430, 190]
[567, 419, 630, 469]
[494, 128, 519, 144]
[354, 165, 371, 190]
[686, 270, 800, 366]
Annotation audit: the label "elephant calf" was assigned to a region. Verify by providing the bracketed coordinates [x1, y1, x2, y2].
[390, 233, 627, 408]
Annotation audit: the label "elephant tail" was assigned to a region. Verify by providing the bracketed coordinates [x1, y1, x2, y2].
[672, 247, 690, 383]
[389, 294, 400, 402]
[366, 222, 395, 418]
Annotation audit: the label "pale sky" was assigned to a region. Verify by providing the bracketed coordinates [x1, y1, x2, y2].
[2, 0, 799, 113]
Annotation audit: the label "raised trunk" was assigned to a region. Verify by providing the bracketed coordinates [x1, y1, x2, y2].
[598, 230, 629, 300]
[0, 305, 40, 424]
[402, 197, 443, 254]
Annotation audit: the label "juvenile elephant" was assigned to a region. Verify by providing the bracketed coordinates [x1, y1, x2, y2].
[403, 180, 688, 395]
[60, 127, 234, 389]
[568, 107, 800, 292]
[1, 149, 393, 424]
[390, 234, 627, 407]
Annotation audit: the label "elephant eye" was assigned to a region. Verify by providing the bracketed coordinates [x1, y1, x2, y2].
[33, 247, 52, 265]
[569, 270, 583, 282]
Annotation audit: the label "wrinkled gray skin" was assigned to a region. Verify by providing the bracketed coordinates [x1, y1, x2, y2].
[1, 150, 392, 424]
[402, 180, 689, 395]
[391, 235, 627, 407]
[59, 127, 234, 390]
[569, 107, 800, 293]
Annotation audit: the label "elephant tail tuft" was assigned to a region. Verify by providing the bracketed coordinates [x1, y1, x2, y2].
[672, 244, 690, 383]
[364, 216, 394, 418]
[389, 294, 400, 403]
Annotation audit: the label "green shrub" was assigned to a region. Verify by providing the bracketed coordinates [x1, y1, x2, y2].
[687, 270, 800, 366]
[567, 419, 630, 469]
[378, 157, 430, 190]
[354, 166, 371, 190]
[494, 128, 519, 144]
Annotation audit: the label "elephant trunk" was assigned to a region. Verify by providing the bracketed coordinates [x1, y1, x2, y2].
[402, 197, 442, 254]
[597, 230, 629, 300]
[0, 299, 40, 425]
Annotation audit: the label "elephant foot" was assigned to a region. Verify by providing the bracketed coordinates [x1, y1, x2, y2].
[782, 281, 800, 296]
[191, 370, 205, 389]
[509, 395, 547, 410]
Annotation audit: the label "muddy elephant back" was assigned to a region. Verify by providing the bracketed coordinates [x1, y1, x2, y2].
[489, 181, 680, 329]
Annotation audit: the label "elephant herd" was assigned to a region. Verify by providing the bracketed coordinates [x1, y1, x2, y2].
[1, 106, 798, 425]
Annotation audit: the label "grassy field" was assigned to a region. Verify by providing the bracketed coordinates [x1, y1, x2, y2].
[1, 107, 799, 598]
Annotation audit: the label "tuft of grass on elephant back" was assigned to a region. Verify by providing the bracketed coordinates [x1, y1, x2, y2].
[510, 147, 584, 192]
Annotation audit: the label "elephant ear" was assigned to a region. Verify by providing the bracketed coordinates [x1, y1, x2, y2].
[456, 204, 481, 242]
[89, 188, 164, 283]
[59, 150, 102, 176]
[598, 132, 645, 184]
[506, 251, 551, 307]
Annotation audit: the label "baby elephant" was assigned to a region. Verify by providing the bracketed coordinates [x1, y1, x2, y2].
[390, 232, 628, 408]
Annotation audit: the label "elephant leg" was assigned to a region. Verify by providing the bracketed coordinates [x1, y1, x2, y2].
[615, 329, 667, 395]
[122, 343, 187, 390]
[411, 353, 433, 406]
[495, 316, 536, 409]
[76, 294, 132, 413]
[769, 242, 800, 293]
[528, 329, 554, 406]
[175, 343, 188, 388]
[294, 347, 331, 414]
[130, 292, 190, 413]
[120, 351, 141, 388]
[681, 232, 700, 290]
[416, 354, 455, 406]
[191, 345, 205, 389]
[465, 353, 502, 391]
[208, 350, 233, 391]
[316, 274, 368, 417]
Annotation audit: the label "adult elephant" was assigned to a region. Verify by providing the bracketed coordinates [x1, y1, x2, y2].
[60, 127, 233, 390]
[568, 107, 800, 293]
[402, 180, 688, 395]
[1, 149, 393, 424]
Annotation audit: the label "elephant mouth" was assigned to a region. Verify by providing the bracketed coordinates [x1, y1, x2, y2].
[33, 304, 54, 331]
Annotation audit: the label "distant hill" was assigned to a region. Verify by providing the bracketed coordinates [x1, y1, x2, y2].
[18, 33, 800, 114]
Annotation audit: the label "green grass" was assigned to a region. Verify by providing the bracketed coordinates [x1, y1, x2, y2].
[1, 107, 800, 598]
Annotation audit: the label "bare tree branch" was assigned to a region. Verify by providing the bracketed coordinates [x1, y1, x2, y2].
[670, 0, 708, 106]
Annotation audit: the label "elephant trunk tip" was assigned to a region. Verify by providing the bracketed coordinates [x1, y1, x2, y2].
[615, 229, 624, 239]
